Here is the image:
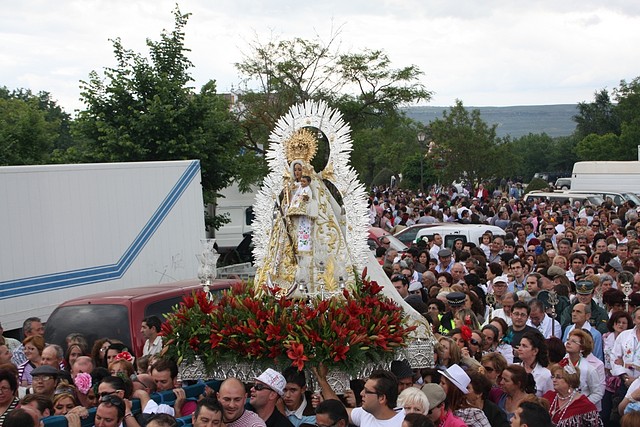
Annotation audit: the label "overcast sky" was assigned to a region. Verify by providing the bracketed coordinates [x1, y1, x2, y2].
[2, 0, 640, 115]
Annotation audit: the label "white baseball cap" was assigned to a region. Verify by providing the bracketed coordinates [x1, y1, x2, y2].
[254, 368, 286, 396]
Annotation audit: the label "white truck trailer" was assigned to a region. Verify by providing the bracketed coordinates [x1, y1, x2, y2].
[0, 160, 205, 331]
[571, 161, 640, 194]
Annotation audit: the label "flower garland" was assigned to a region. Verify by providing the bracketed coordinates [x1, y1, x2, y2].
[161, 271, 415, 374]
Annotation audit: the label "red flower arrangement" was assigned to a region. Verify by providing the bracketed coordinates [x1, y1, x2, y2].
[161, 272, 416, 373]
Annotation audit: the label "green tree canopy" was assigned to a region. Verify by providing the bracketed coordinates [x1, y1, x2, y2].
[0, 96, 58, 165]
[573, 77, 640, 161]
[234, 32, 431, 185]
[67, 7, 245, 228]
[428, 100, 506, 188]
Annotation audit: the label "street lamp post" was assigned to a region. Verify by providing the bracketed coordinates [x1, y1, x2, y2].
[417, 132, 427, 192]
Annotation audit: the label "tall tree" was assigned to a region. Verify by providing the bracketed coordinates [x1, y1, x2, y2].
[573, 89, 620, 140]
[428, 100, 504, 189]
[0, 96, 58, 165]
[69, 7, 244, 228]
[234, 33, 431, 184]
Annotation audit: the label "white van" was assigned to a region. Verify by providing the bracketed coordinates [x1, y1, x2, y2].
[568, 190, 640, 207]
[523, 191, 604, 207]
[572, 161, 640, 194]
[415, 224, 506, 248]
[213, 183, 257, 253]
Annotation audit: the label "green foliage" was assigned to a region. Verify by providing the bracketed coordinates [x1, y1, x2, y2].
[0, 87, 73, 165]
[234, 32, 431, 185]
[505, 133, 577, 181]
[0, 97, 57, 165]
[428, 100, 504, 188]
[66, 7, 244, 229]
[573, 77, 640, 161]
[574, 89, 620, 140]
[524, 178, 550, 194]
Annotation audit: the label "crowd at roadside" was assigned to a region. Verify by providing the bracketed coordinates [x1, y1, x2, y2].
[367, 183, 640, 427]
[3, 181, 640, 427]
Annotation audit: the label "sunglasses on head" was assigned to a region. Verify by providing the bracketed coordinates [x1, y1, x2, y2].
[100, 394, 124, 407]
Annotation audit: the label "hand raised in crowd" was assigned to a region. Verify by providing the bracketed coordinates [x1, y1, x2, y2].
[173, 387, 187, 417]
[65, 412, 82, 427]
[343, 389, 357, 408]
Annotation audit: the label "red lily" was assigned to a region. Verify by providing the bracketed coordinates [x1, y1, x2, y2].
[287, 343, 309, 370]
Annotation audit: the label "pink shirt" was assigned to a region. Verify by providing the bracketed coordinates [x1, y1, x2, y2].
[440, 410, 467, 427]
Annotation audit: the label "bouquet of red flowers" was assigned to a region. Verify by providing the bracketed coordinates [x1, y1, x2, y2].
[161, 271, 415, 373]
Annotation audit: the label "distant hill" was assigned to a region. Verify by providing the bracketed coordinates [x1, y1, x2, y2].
[403, 104, 578, 138]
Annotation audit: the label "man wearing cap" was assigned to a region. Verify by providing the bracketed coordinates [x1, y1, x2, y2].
[407, 281, 423, 298]
[435, 248, 454, 274]
[422, 383, 465, 427]
[439, 292, 466, 335]
[251, 369, 294, 427]
[605, 259, 623, 286]
[390, 360, 414, 393]
[30, 365, 60, 398]
[559, 280, 608, 334]
[489, 274, 509, 306]
[562, 303, 604, 360]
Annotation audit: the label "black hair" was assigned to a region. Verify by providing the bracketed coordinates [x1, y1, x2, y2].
[0, 368, 18, 391]
[283, 365, 306, 387]
[103, 343, 128, 367]
[151, 358, 178, 380]
[520, 330, 550, 367]
[512, 300, 531, 315]
[3, 409, 36, 427]
[518, 401, 553, 427]
[403, 413, 434, 427]
[194, 397, 223, 419]
[143, 316, 162, 333]
[101, 375, 132, 398]
[369, 370, 398, 409]
[315, 399, 349, 424]
[99, 394, 126, 420]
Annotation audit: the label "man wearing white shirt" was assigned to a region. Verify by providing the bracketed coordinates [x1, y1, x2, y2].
[562, 303, 603, 361]
[428, 234, 443, 260]
[527, 300, 561, 339]
[141, 316, 163, 357]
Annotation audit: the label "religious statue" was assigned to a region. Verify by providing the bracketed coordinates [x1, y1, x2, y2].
[253, 102, 371, 297]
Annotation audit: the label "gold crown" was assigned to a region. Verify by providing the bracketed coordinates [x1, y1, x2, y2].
[284, 128, 318, 164]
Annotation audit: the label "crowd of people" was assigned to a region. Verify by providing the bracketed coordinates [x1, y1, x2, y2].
[368, 183, 640, 426]
[2, 182, 640, 427]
